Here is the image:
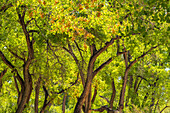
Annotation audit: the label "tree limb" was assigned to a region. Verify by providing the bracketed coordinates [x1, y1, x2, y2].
[0, 51, 15, 69]
[93, 57, 112, 78]
[0, 3, 13, 12]
[62, 45, 85, 87]
[93, 51, 126, 78]
[110, 79, 116, 109]
[8, 49, 25, 61]
[99, 95, 110, 104]
[13, 75, 20, 95]
[128, 45, 158, 70]
[28, 30, 39, 34]
[160, 106, 170, 113]
[91, 86, 97, 104]
[0, 69, 7, 80]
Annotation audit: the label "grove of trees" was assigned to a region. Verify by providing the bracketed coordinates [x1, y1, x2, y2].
[0, 0, 169, 113]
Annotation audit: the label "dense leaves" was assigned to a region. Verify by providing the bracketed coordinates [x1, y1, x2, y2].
[0, 0, 169, 113]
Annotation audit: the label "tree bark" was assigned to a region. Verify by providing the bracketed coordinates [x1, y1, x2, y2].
[35, 77, 41, 113]
[62, 93, 67, 113]
[110, 79, 116, 109]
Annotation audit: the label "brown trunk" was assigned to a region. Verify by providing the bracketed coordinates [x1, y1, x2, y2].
[74, 77, 92, 113]
[35, 77, 41, 113]
[16, 59, 33, 113]
[119, 69, 129, 113]
[110, 79, 116, 109]
[16, 84, 32, 113]
[62, 93, 67, 113]
[87, 85, 92, 113]
[91, 86, 97, 104]
[74, 38, 120, 113]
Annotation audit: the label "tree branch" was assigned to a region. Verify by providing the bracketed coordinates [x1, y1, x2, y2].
[93, 57, 112, 78]
[26, 18, 34, 27]
[0, 51, 15, 69]
[160, 106, 170, 113]
[16, 7, 34, 59]
[90, 105, 118, 112]
[110, 79, 116, 109]
[74, 40, 84, 63]
[91, 86, 97, 104]
[92, 51, 126, 78]
[0, 51, 24, 87]
[28, 30, 39, 34]
[8, 49, 25, 61]
[90, 105, 108, 112]
[35, 76, 41, 113]
[99, 95, 110, 104]
[43, 85, 49, 108]
[62, 92, 67, 113]
[128, 45, 158, 69]
[55, 72, 79, 94]
[0, 69, 7, 80]
[93, 37, 120, 61]
[0, 3, 13, 12]
[62, 45, 85, 86]
[13, 75, 20, 94]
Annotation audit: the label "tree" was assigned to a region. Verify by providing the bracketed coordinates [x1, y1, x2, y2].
[0, 0, 169, 113]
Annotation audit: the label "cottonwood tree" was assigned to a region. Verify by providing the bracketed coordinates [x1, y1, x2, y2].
[0, 0, 169, 113]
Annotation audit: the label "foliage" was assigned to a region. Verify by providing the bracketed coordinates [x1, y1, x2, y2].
[0, 0, 169, 113]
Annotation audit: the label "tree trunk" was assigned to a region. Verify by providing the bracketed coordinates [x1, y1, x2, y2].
[35, 77, 41, 113]
[16, 64, 33, 113]
[16, 83, 32, 113]
[62, 93, 67, 113]
[74, 78, 92, 113]
[119, 69, 129, 113]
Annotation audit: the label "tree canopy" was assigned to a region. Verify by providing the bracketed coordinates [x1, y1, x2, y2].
[0, 0, 169, 113]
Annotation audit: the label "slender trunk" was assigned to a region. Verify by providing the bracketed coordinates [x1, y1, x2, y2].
[110, 79, 116, 109]
[35, 77, 41, 113]
[119, 69, 129, 113]
[62, 93, 67, 113]
[91, 86, 97, 104]
[87, 85, 92, 113]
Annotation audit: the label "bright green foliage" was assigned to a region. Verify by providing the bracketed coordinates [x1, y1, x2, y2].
[0, 0, 169, 113]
